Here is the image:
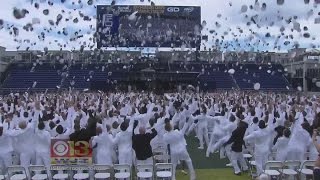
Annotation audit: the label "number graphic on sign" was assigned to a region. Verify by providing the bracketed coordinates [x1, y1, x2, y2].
[67, 141, 90, 156]
[75, 141, 90, 156]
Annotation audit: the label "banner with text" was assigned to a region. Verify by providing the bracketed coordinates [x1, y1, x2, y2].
[50, 139, 92, 165]
[96, 5, 201, 48]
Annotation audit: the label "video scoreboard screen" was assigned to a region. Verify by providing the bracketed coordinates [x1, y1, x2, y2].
[96, 5, 201, 49]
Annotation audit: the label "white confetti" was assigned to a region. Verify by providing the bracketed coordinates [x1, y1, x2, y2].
[254, 83, 260, 90]
[228, 69, 235, 74]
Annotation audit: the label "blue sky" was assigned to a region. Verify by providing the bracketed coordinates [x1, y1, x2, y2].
[0, 0, 320, 52]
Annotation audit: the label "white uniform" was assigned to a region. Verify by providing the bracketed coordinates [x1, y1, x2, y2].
[207, 119, 237, 159]
[206, 116, 228, 153]
[92, 132, 115, 165]
[0, 127, 14, 172]
[114, 120, 134, 165]
[13, 122, 36, 174]
[34, 129, 51, 169]
[192, 114, 216, 149]
[286, 127, 312, 161]
[272, 137, 289, 161]
[244, 127, 273, 175]
[163, 124, 195, 180]
[286, 113, 312, 161]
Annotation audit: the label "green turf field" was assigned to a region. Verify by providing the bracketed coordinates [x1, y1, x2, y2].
[179, 135, 251, 180]
[185, 135, 229, 169]
[176, 169, 250, 180]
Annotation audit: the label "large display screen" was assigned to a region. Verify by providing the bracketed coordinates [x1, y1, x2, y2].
[96, 5, 201, 48]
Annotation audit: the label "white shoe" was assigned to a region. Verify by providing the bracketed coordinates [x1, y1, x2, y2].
[226, 163, 232, 167]
[181, 170, 188, 175]
[211, 145, 217, 153]
[206, 151, 210, 157]
[198, 146, 204, 149]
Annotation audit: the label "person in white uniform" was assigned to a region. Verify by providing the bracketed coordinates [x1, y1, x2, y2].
[244, 120, 273, 176]
[286, 118, 312, 161]
[0, 124, 14, 173]
[272, 128, 291, 161]
[34, 121, 51, 173]
[13, 120, 36, 176]
[163, 121, 196, 180]
[114, 119, 134, 165]
[189, 106, 216, 149]
[91, 125, 115, 165]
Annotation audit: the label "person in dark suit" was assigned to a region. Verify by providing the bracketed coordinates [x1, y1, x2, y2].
[132, 120, 157, 165]
[69, 117, 97, 142]
[224, 118, 249, 175]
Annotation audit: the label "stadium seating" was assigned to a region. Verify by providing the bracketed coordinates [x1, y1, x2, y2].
[1, 62, 291, 91]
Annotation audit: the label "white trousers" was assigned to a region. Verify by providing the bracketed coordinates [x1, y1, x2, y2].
[286, 149, 304, 161]
[171, 150, 196, 180]
[36, 152, 51, 175]
[0, 152, 12, 173]
[197, 123, 209, 148]
[96, 152, 113, 165]
[20, 151, 34, 177]
[275, 151, 287, 162]
[230, 151, 248, 174]
[118, 150, 133, 166]
[223, 144, 232, 162]
[255, 151, 269, 175]
[207, 135, 229, 156]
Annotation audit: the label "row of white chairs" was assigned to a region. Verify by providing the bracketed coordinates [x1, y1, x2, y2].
[241, 149, 316, 180]
[0, 163, 173, 180]
[261, 160, 315, 180]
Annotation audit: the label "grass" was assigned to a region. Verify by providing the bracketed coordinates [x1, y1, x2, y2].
[179, 134, 251, 179]
[185, 135, 229, 169]
[176, 169, 251, 180]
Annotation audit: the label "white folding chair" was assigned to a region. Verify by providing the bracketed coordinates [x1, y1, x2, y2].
[153, 146, 167, 156]
[243, 153, 253, 159]
[71, 165, 90, 180]
[153, 154, 170, 164]
[282, 160, 301, 180]
[299, 160, 315, 179]
[263, 161, 283, 179]
[114, 164, 131, 180]
[28, 165, 49, 180]
[152, 143, 166, 151]
[0, 175, 4, 180]
[0, 167, 6, 180]
[7, 166, 28, 180]
[154, 163, 173, 180]
[50, 165, 70, 180]
[136, 164, 153, 180]
[245, 156, 257, 179]
[93, 164, 113, 180]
